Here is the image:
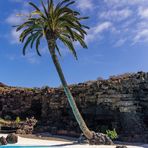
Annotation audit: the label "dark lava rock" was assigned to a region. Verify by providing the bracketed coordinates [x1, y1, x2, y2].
[89, 132, 113, 145]
[0, 82, 6, 87]
[0, 136, 7, 145]
[16, 129, 26, 135]
[6, 133, 18, 144]
[78, 133, 88, 144]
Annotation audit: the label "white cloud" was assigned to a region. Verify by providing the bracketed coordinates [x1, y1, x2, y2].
[94, 22, 112, 34]
[134, 29, 148, 42]
[7, 52, 41, 64]
[98, 0, 148, 45]
[6, 10, 29, 25]
[100, 9, 132, 21]
[9, 0, 28, 7]
[86, 22, 112, 43]
[10, 28, 21, 44]
[104, 0, 148, 8]
[114, 39, 126, 47]
[23, 52, 40, 64]
[5, 0, 148, 49]
[138, 7, 148, 19]
[6, 46, 49, 64]
[77, 0, 93, 11]
[6, 14, 23, 25]
[6, 9, 30, 44]
[137, 21, 148, 29]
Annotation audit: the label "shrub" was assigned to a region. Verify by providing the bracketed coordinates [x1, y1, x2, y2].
[106, 128, 118, 140]
[15, 117, 21, 124]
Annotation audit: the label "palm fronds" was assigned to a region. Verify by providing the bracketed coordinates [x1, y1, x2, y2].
[15, 0, 89, 58]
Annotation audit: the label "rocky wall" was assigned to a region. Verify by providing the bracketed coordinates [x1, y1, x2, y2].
[0, 72, 148, 142]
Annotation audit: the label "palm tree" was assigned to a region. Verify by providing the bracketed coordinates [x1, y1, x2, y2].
[15, 0, 112, 145]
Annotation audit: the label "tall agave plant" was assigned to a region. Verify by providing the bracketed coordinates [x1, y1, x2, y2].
[15, 0, 113, 145]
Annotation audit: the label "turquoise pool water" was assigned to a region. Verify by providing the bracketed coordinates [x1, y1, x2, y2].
[0, 146, 59, 148]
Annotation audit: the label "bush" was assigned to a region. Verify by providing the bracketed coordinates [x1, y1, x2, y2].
[15, 117, 21, 124]
[106, 129, 118, 140]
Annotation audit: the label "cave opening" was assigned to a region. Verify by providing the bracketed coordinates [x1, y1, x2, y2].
[0, 101, 2, 111]
[30, 99, 42, 120]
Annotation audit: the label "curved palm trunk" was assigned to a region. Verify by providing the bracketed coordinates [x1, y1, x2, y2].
[47, 41, 93, 140]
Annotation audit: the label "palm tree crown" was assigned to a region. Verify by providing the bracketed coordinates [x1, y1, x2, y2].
[16, 0, 89, 59]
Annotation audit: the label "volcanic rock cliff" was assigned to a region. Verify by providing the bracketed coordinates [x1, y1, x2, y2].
[0, 71, 148, 142]
[0, 82, 7, 87]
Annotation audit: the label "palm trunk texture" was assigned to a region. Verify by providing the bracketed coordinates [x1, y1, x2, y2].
[46, 40, 93, 140]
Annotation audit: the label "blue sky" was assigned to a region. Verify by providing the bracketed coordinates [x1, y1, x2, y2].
[0, 0, 148, 88]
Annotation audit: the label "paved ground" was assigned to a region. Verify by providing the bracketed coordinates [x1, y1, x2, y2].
[0, 134, 148, 148]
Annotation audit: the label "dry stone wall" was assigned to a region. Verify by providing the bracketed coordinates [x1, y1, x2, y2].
[0, 72, 148, 142]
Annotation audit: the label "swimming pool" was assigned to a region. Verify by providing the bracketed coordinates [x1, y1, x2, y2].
[1, 146, 47, 148]
[0, 146, 63, 148]
[0, 146, 60, 148]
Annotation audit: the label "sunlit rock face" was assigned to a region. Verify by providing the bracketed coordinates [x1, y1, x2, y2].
[0, 71, 148, 142]
[0, 82, 6, 87]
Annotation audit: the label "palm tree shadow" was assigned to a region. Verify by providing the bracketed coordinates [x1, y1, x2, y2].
[115, 141, 148, 148]
[141, 145, 148, 148]
[29, 142, 79, 147]
[49, 142, 79, 147]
